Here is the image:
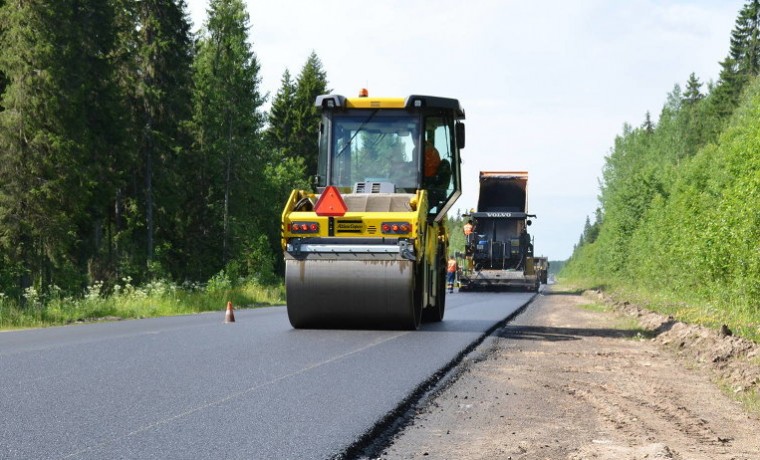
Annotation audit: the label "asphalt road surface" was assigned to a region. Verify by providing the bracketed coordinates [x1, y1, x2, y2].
[0, 291, 534, 459]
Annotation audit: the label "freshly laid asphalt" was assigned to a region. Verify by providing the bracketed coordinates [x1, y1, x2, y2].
[0, 291, 534, 459]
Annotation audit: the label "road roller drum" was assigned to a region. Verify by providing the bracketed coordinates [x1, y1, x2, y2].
[285, 257, 419, 329]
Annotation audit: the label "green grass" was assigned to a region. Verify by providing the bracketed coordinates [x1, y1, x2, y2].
[575, 300, 654, 340]
[717, 380, 760, 415]
[0, 277, 285, 331]
[577, 302, 610, 313]
[611, 285, 760, 344]
[736, 390, 760, 415]
[556, 276, 760, 344]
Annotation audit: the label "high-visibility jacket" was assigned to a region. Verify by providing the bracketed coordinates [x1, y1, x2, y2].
[424, 144, 441, 177]
[447, 258, 457, 273]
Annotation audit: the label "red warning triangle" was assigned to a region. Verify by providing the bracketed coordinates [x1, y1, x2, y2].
[314, 185, 348, 216]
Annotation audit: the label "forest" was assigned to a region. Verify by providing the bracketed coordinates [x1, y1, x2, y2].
[0, 0, 328, 308]
[563, 1, 760, 340]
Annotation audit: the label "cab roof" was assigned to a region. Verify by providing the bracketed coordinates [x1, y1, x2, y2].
[315, 94, 465, 119]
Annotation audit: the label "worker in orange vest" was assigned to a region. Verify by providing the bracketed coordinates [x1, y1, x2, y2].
[463, 219, 473, 236]
[423, 140, 441, 178]
[446, 255, 458, 293]
[463, 219, 474, 253]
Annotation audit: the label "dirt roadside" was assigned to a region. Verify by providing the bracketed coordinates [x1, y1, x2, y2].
[375, 287, 760, 460]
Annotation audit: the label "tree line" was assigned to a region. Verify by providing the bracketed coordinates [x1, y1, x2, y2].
[564, 1, 760, 318]
[0, 0, 327, 301]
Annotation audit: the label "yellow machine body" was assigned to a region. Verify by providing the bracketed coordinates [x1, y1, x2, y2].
[282, 93, 465, 329]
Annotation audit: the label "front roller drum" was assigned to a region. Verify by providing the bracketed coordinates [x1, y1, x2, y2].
[286, 258, 420, 329]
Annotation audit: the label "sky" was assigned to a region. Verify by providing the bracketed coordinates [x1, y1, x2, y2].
[185, 0, 742, 260]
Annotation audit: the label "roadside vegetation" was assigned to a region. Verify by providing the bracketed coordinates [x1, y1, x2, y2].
[562, 1, 760, 344]
[574, 298, 654, 340]
[0, 1, 320, 322]
[0, 273, 284, 331]
[720, 379, 760, 414]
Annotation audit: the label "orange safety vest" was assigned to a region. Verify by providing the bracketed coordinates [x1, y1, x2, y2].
[447, 258, 457, 273]
[424, 144, 441, 177]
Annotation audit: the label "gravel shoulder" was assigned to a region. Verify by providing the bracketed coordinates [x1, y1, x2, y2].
[376, 286, 760, 460]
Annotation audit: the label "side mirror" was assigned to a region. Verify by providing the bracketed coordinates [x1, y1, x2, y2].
[526, 220, 532, 226]
[456, 122, 465, 149]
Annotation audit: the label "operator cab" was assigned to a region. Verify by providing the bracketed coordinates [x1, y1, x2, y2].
[314, 93, 465, 221]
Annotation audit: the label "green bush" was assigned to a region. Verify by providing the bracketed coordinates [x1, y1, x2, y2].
[563, 76, 760, 343]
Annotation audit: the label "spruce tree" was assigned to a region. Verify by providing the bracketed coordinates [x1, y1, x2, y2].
[0, 0, 5, 111]
[711, 1, 760, 120]
[266, 69, 298, 160]
[729, 0, 760, 78]
[641, 111, 655, 134]
[187, 0, 266, 278]
[292, 52, 329, 174]
[0, 0, 125, 296]
[0, 70, 5, 111]
[69, 0, 128, 285]
[113, 0, 194, 276]
[680, 72, 708, 158]
[581, 216, 592, 246]
[683, 73, 704, 106]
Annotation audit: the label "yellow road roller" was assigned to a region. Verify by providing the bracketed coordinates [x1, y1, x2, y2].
[281, 91, 465, 329]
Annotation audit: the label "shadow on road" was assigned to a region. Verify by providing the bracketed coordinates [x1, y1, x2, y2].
[538, 284, 609, 296]
[539, 289, 584, 296]
[419, 319, 508, 334]
[494, 324, 650, 342]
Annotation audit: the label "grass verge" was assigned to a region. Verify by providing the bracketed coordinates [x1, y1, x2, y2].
[0, 277, 285, 331]
[718, 381, 760, 415]
[556, 277, 760, 344]
[576, 300, 654, 340]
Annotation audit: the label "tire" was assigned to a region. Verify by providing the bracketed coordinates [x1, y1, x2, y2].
[409, 263, 423, 329]
[422, 248, 446, 323]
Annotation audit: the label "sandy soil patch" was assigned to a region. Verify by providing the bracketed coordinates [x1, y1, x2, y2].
[377, 287, 760, 460]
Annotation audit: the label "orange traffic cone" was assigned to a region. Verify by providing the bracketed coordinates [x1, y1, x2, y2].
[225, 301, 235, 323]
